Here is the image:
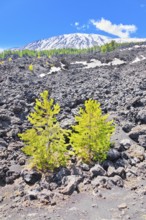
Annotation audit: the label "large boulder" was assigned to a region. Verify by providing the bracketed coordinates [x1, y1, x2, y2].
[137, 110, 146, 123]
[120, 139, 131, 151]
[21, 169, 42, 185]
[126, 144, 145, 162]
[60, 175, 83, 195]
[129, 125, 146, 142]
[90, 164, 106, 178]
[138, 135, 146, 148]
[107, 149, 121, 161]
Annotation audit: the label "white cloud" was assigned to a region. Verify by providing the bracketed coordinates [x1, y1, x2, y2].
[90, 18, 137, 38]
[72, 22, 89, 31]
[75, 22, 79, 26]
[76, 24, 89, 31]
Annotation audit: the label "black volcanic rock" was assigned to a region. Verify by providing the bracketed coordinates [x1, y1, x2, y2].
[0, 45, 146, 214]
[21, 170, 42, 185]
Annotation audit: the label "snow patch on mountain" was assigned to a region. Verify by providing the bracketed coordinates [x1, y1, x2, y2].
[131, 55, 146, 64]
[39, 62, 67, 77]
[71, 58, 125, 69]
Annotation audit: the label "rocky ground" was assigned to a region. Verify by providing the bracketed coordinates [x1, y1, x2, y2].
[0, 45, 146, 219]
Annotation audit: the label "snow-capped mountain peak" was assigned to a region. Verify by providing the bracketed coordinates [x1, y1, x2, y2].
[22, 33, 111, 51]
[22, 33, 146, 51]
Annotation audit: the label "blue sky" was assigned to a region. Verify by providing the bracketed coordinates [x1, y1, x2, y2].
[0, 0, 146, 49]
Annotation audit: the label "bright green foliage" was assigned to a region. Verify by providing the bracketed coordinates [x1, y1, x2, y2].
[0, 41, 144, 60]
[28, 64, 33, 71]
[19, 50, 23, 58]
[0, 61, 4, 65]
[70, 100, 115, 163]
[8, 57, 12, 62]
[101, 40, 119, 53]
[19, 90, 69, 171]
[37, 51, 41, 59]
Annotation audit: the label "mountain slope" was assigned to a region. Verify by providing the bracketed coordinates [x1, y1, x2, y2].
[22, 33, 146, 51]
[22, 33, 110, 50]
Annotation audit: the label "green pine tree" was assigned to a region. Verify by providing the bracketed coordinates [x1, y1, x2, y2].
[70, 100, 115, 163]
[19, 90, 69, 171]
[28, 64, 33, 72]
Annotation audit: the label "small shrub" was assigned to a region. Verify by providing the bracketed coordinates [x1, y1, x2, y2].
[19, 90, 69, 171]
[100, 40, 119, 53]
[70, 100, 115, 163]
[37, 52, 41, 59]
[19, 51, 23, 58]
[28, 64, 33, 71]
[8, 57, 12, 62]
